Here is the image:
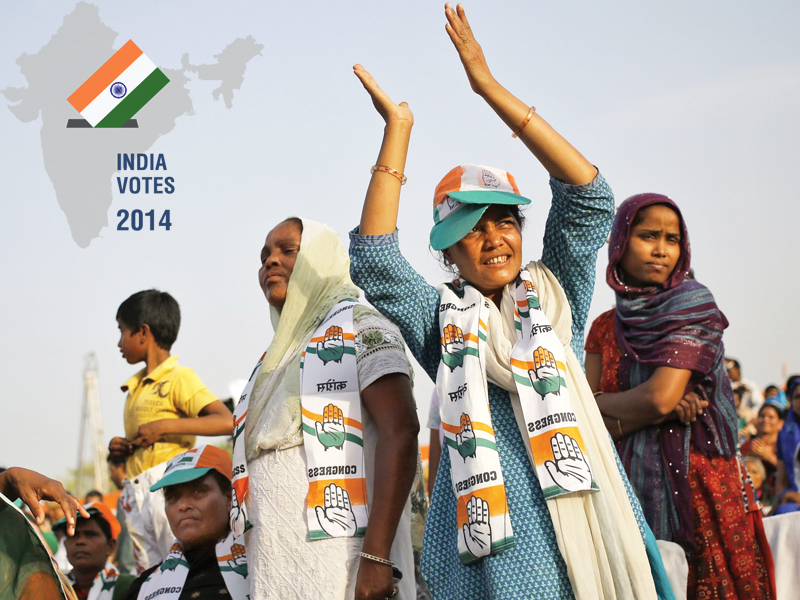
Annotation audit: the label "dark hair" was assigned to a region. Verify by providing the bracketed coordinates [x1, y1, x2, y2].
[116, 290, 181, 350]
[433, 204, 527, 274]
[210, 471, 232, 497]
[92, 513, 113, 542]
[725, 358, 741, 371]
[85, 490, 103, 502]
[107, 453, 126, 467]
[764, 385, 779, 396]
[630, 202, 679, 229]
[759, 403, 785, 420]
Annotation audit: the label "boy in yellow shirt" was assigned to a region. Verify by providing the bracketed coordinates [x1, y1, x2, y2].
[108, 290, 232, 573]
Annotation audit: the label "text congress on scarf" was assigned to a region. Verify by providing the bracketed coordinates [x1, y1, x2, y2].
[145, 587, 183, 600]
[527, 411, 577, 433]
[308, 465, 359, 478]
[454, 470, 498, 493]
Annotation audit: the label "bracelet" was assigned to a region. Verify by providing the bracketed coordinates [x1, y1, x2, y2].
[370, 165, 407, 185]
[616, 419, 624, 438]
[359, 551, 395, 567]
[511, 106, 536, 138]
[592, 391, 604, 398]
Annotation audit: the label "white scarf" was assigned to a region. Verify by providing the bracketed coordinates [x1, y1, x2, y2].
[135, 533, 248, 600]
[438, 261, 657, 600]
[66, 562, 119, 600]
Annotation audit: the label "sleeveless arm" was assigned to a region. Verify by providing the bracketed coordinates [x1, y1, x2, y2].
[349, 228, 442, 381]
[541, 172, 615, 360]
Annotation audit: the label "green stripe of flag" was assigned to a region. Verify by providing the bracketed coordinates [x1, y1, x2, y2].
[478, 330, 487, 341]
[513, 373, 532, 386]
[95, 68, 169, 128]
[304, 346, 356, 356]
[465, 347, 480, 358]
[302, 423, 363, 447]
[444, 436, 497, 452]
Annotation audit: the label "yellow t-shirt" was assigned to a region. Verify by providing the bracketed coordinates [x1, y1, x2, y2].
[122, 355, 217, 478]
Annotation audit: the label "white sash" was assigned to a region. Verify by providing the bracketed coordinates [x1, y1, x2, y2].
[436, 270, 597, 564]
[229, 352, 266, 537]
[300, 300, 368, 539]
[136, 533, 249, 600]
[67, 562, 120, 600]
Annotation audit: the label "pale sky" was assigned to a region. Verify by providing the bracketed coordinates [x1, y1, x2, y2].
[1, 0, 799, 479]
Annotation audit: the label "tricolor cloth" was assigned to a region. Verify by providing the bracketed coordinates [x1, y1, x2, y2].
[437, 270, 598, 564]
[53, 501, 121, 540]
[150, 444, 234, 492]
[65, 562, 127, 600]
[231, 300, 368, 540]
[67, 40, 169, 128]
[135, 534, 249, 600]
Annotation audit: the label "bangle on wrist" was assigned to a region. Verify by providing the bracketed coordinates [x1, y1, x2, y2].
[511, 106, 536, 138]
[616, 419, 624, 438]
[370, 165, 407, 185]
[359, 551, 395, 567]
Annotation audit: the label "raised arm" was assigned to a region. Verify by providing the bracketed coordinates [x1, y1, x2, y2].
[354, 65, 413, 236]
[444, 3, 596, 185]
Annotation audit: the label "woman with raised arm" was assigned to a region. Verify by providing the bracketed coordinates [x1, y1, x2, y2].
[349, 4, 670, 599]
[584, 194, 776, 599]
[229, 217, 420, 600]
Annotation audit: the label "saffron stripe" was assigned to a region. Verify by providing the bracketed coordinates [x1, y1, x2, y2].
[68, 40, 143, 112]
[95, 69, 169, 128]
[81, 53, 158, 127]
[301, 407, 363, 431]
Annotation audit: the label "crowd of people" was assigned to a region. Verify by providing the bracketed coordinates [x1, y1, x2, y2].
[2, 4, 799, 600]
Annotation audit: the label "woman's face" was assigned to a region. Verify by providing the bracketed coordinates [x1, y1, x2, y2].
[259, 220, 301, 311]
[442, 205, 522, 303]
[619, 204, 682, 288]
[756, 405, 783, 436]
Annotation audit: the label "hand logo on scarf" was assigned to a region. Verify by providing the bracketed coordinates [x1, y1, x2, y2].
[317, 326, 346, 365]
[456, 413, 477, 460]
[442, 324, 467, 371]
[227, 543, 248, 577]
[160, 545, 185, 572]
[461, 495, 492, 558]
[229, 488, 247, 533]
[315, 403, 346, 450]
[315, 483, 357, 537]
[521, 279, 541, 311]
[528, 347, 563, 399]
[544, 432, 592, 492]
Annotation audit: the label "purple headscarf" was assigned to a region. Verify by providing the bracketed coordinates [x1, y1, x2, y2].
[606, 193, 738, 550]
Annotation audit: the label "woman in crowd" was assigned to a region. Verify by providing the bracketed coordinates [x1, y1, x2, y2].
[741, 402, 785, 510]
[584, 193, 775, 599]
[774, 377, 800, 514]
[231, 217, 419, 600]
[349, 4, 668, 599]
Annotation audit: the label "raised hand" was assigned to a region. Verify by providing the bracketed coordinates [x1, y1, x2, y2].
[0, 467, 89, 536]
[461, 495, 492, 557]
[317, 325, 346, 365]
[353, 64, 413, 127]
[444, 3, 495, 95]
[456, 413, 477, 460]
[315, 403, 346, 450]
[108, 436, 135, 461]
[315, 483, 357, 537]
[441, 324, 466, 371]
[528, 347, 562, 398]
[544, 433, 592, 492]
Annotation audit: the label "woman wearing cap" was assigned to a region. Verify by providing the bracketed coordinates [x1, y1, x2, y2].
[349, 4, 669, 600]
[584, 194, 776, 599]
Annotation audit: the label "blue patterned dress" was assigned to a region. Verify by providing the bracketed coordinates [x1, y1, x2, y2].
[350, 174, 648, 600]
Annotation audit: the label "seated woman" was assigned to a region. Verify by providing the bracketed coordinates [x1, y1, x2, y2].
[741, 401, 785, 510]
[230, 218, 419, 600]
[349, 4, 670, 599]
[774, 378, 800, 514]
[585, 193, 775, 599]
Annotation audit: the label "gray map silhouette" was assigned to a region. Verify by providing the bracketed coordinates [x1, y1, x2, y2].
[1, 2, 263, 247]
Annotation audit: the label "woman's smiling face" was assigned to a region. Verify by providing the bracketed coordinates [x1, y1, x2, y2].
[443, 204, 522, 304]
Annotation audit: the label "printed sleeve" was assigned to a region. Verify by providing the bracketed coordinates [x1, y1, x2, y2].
[350, 227, 442, 381]
[171, 367, 218, 418]
[354, 309, 411, 392]
[541, 172, 615, 360]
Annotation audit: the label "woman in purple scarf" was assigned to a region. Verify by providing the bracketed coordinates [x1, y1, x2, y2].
[584, 193, 775, 600]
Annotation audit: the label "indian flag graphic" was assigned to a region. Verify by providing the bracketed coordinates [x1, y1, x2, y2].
[67, 40, 169, 128]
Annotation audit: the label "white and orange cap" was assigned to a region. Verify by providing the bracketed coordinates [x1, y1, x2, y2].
[150, 444, 232, 491]
[430, 164, 531, 250]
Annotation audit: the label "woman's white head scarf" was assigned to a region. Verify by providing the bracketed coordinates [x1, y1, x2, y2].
[245, 218, 360, 459]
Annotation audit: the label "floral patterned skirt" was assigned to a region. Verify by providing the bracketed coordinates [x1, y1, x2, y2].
[687, 450, 775, 600]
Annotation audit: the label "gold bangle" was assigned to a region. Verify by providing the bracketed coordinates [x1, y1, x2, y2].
[370, 164, 407, 185]
[616, 419, 624, 438]
[511, 106, 536, 138]
[592, 390, 604, 398]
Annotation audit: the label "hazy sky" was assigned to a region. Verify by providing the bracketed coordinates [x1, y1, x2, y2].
[2, 0, 799, 479]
